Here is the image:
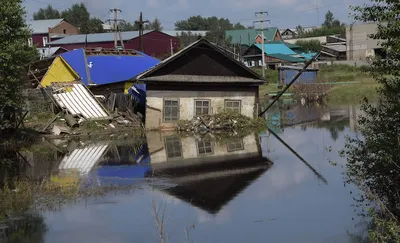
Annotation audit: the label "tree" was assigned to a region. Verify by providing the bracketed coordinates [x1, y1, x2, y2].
[295, 40, 322, 52]
[119, 21, 139, 31]
[0, 0, 38, 129]
[33, 3, 104, 34]
[344, 0, 400, 241]
[297, 11, 345, 38]
[174, 16, 243, 46]
[176, 31, 203, 49]
[33, 5, 60, 20]
[149, 18, 163, 31]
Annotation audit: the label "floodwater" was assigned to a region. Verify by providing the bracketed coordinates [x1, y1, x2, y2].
[0, 102, 368, 243]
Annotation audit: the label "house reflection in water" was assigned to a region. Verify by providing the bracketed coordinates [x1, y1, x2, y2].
[145, 132, 272, 214]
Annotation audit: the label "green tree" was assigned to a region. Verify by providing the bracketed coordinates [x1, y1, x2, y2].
[175, 16, 243, 46]
[148, 18, 163, 31]
[322, 10, 334, 28]
[119, 21, 139, 31]
[33, 5, 61, 20]
[0, 0, 38, 129]
[298, 11, 345, 37]
[295, 40, 322, 52]
[344, 0, 400, 241]
[176, 31, 203, 49]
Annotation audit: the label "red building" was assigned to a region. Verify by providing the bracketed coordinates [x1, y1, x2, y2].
[46, 30, 180, 58]
[27, 19, 79, 48]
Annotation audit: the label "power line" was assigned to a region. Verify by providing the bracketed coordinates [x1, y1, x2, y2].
[107, 8, 124, 49]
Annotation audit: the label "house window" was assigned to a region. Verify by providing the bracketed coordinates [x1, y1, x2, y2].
[163, 99, 179, 122]
[225, 100, 241, 114]
[165, 136, 182, 159]
[28, 38, 33, 47]
[63, 29, 66, 34]
[227, 140, 244, 152]
[42, 37, 48, 46]
[195, 100, 210, 116]
[197, 140, 213, 155]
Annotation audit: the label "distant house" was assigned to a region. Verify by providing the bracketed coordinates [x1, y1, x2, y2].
[280, 28, 297, 40]
[346, 23, 383, 61]
[225, 28, 282, 49]
[136, 38, 266, 130]
[36, 47, 69, 60]
[242, 42, 305, 68]
[46, 30, 180, 58]
[26, 19, 79, 48]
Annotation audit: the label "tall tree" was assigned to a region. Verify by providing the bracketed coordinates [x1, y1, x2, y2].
[33, 5, 61, 20]
[322, 10, 334, 28]
[344, 0, 400, 241]
[149, 18, 163, 31]
[174, 16, 244, 46]
[0, 0, 38, 129]
[297, 11, 345, 38]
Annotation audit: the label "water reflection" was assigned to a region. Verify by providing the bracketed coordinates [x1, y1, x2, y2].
[145, 132, 271, 214]
[0, 103, 371, 243]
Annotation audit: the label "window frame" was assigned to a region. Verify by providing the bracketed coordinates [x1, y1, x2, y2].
[164, 136, 182, 160]
[224, 99, 241, 114]
[194, 99, 211, 117]
[196, 139, 214, 156]
[226, 139, 244, 152]
[42, 36, 48, 47]
[163, 98, 180, 122]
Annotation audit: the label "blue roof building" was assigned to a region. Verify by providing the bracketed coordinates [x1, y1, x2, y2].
[60, 48, 160, 86]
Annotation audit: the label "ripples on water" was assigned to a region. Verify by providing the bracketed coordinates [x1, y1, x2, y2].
[0, 103, 370, 243]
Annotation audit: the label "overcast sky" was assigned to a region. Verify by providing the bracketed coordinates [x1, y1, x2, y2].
[23, 0, 369, 29]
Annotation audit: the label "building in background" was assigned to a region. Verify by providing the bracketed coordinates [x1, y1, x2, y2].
[26, 19, 79, 48]
[346, 22, 383, 61]
[225, 28, 282, 50]
[46, 30, 179, 58]
[280, 28, 297, 40]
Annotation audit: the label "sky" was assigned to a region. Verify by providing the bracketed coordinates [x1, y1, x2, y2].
[23, 0, 369, 30]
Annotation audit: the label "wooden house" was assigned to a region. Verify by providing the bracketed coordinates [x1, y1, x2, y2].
[136, 38, 266, 130]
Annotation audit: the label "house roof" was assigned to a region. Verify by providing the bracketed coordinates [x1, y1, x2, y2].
[137, 38, 266, 84]
[254, 43, 297, 55]
[61, 48, 160, 85]
[37, 47, 68, 58]
[265, 40, 302, 49]
[225, 27, 279, 46]
[323, 44, 346, 52]
[163, 30, 208, 36]
[268, 53, 304, 63]
[27, 19, 64, 34]
[298, 52, 318, 60]
[47, 30, 154, 45]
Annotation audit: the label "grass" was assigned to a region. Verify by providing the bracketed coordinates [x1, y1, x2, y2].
[318, 64, 374, 83]
[326, 83, 381, 104]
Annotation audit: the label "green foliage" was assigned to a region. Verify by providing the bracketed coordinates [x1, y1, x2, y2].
[319, 64, 372, 82]
[176, 31, 203, 48]
[33, 5, 60, 20]
[119, 18, 163, 31]
[295, 40, 322, 52]
[0, 0, 38, 129]
[174, 16, 245, 46]
[344, 0, 400, 241]
[32, 3, 104, 34]
[297, 11, 345, 38]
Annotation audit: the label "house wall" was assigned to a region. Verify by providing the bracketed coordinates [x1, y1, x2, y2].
[41, 57, 79, 87]
[145, 88, 258, 130]
[146, 132, 259, 164]
[50, 32, 180, 58]
[346, 22, 381, 61]
[49, 21, 79, 35]
[32, 33, 49, 47]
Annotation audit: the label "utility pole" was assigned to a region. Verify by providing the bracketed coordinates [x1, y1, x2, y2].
[108, 8, 124, 49]
[254, 11, 270, 78]
[316, 0, 320, 26]
[135, 12, 150, 52]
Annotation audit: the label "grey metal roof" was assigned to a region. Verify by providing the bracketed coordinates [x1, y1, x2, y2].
[27, 19, 64, 34]
[323, 44, 346, 52]
[141, 75, 265, 83]
[162, 30, 208, 36]
[47, 30, 153, 45]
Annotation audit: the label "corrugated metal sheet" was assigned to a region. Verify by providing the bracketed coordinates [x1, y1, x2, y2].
[225, 28, 278, 46]
[48, 30, 153, 45]
[255, 43, 297, 55]
[278, 67, 318, 85]
[52, 82, 110, 119]
[27, 19, 63, 34]
[58, 144, 109, 175]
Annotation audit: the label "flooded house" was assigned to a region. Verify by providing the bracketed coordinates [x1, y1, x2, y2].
[136, 38, 266, 130]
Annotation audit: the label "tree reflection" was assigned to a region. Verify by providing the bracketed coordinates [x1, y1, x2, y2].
[1, 214, 47, 243]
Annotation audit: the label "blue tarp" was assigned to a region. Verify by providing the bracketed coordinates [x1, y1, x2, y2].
[61, 49, 89, 84]
[89, 165, 151, 186]
[128, 84, 146, 106]
[60, 48, 160, 86]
